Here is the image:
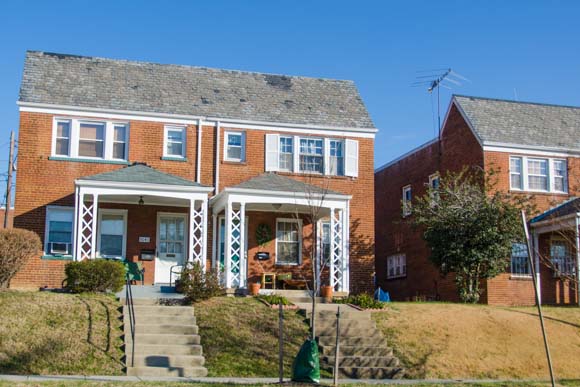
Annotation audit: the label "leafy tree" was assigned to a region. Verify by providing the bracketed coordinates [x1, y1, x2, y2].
[410, 168, 532, 303]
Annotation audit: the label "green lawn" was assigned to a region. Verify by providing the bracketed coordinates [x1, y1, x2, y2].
[0, 291, 124, 375]
[194, 296, 311, 377]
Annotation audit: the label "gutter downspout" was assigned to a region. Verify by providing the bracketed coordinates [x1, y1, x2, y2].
[215, 121, 221, 194]
[196, 119, 202, 184]
[575, 214, 580, 306]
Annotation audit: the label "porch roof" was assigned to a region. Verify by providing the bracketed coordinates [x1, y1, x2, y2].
[229, 173, 345, 196]
[78, 163, 207, 186]
[531, 197, 580, 224]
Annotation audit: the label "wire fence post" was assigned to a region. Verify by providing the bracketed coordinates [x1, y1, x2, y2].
[333, 306, 341, 386]
[521, 210, 555, 387]
[278, 301, 284, 383]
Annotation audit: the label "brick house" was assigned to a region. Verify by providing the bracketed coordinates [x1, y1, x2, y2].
[375, 95, 580, 306]
[11, 51, 377, 294]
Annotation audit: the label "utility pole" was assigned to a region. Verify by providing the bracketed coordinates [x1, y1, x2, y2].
[4, 131, 15, 229]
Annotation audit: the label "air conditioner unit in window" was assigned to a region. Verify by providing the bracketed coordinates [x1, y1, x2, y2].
[50, 242, 71, 255]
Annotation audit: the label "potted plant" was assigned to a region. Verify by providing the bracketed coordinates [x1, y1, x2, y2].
[249, 281, 261, 296]
[320, 284, 333, 300]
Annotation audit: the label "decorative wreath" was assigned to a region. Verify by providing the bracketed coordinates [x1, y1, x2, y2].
[256, 223, 272, 249]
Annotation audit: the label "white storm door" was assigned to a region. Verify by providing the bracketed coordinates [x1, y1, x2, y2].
[155, 213, 187, 284]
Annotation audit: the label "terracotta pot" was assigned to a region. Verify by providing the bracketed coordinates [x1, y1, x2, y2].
[249, 282, 261, 296]
[320, 285, 333, 300]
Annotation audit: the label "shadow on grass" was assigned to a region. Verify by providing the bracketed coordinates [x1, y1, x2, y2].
[502, 307, 580, 329]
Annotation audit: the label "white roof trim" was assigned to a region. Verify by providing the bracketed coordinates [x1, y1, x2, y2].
[445, 97, 484, 147]
[221, 187, 351, 200]
[483, 142, 580, 157]
[375, 138, 438, 173]
[18, 101, 378, 135]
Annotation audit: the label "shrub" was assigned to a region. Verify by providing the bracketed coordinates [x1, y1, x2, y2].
[180, 262, 223, 303]
[64, 259, 125, 293]
[0, 228, 42, 288]
[336, 293, 386, 309]
[257, 294, 291, 305]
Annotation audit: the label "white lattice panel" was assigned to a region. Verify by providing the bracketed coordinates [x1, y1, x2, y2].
[331, 209, 345, 291]
[228, 208, 242, 287]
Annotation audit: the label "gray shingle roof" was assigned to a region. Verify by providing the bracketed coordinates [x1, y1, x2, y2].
[454, 95, 580, 151]
[79, 163, 206, 187]
[19, 51, 375, 129]
[230, 173, 345, 196]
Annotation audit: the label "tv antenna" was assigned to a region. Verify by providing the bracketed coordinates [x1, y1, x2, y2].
[412, 68, 469, 138]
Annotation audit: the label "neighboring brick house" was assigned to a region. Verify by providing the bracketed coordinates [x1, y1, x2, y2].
[11, 51, 377, 294]
[0, 207, 14, 229]
[375, 95, 580, 306]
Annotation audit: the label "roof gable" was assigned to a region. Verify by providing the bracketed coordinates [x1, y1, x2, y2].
[20, 51, 375, 129]
[453, 95, 580, 151]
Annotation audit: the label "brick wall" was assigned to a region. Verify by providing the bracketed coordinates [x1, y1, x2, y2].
[12, 112, 375, 293]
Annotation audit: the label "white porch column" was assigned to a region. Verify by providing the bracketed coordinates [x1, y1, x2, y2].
[575, 216, 580, 306]
[342, 204, 350, 293]
[533, 231, 542, 305]
[225, 200, 232, 288]
[89, 193, 98, 259]
[73, 186, 80, 261]
[329, 207, 336, 290]
[201, 199, 209, 272]
[239, 202, 246, 288]
[188, 199, 196, 263]
[189, 198, 207, 271]
[211, 212, 218, 270]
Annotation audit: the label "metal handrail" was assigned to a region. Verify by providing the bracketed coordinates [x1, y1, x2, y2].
[125, 277, 136, 368]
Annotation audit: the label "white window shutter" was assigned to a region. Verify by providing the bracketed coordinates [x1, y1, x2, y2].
[265, 134, 279, 171]
[324, 138, 331, 175]
[293, 135, 300, 172]
[345, 139, 359, 177]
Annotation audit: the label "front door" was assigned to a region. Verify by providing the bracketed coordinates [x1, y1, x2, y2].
[155, 213, 187, 284]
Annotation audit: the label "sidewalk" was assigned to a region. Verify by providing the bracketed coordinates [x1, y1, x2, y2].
[0, 374, 561, 385]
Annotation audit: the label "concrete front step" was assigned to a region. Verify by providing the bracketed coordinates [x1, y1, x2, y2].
[325, 366, 405, 379]
[129, 324, 198, 335]
[286, 297, 327, 304]
[127, 354, 205, 368]
[322, 355, 399, 368]
[127, 333, 201, 345]
[315, 325, 381, 337]
[125, 315, 196, 326]
[320, 345, 393, 357]
[305, 311, 369, 320]
[127, 366, 208, 377]
[318, 335, 386, 347]
[133, 344, 203, 356]
[124, 305, 195, 316]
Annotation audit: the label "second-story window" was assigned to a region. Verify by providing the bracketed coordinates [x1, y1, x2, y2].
[510, 155, 567, 193]
[164, 125, 186, 158]
[527, 158, 548, 191]
[224, 131, 245, 162]
[299, 138, 323, 173]
[79, 122, 105, 158]
[52, 118, 129, 162]
[509, 157, 523, 190]
[553, 160, 567, 192]
[402, 185, 412, 217]
[329, 140, 344, 176]
[279, 136, 293, 171]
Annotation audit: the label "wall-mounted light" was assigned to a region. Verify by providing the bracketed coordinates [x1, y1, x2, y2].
[138, 196, 144, 206]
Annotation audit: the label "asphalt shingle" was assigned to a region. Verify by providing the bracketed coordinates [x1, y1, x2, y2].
[20, 51, 375, 129]
[454, 95, 580, 151]
[80, 163, 205, 187]
[230, 173, 345, 196]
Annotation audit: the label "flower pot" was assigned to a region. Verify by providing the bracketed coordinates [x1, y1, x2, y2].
[320, 285, 333, 300]
[249, 282, 261, 296]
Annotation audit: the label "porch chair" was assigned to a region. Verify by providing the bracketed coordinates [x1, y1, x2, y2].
[124, 261, 145, 285]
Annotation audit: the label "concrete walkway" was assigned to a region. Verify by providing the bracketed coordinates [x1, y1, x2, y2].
[0, 374, 561, 385]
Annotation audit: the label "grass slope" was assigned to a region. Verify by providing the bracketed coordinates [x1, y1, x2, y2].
[374, 302, 580, 379]
[0, 291, 124, 375]
[194, 297, 310, 377]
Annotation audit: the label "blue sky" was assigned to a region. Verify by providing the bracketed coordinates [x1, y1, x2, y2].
[1, 1, 579, 203]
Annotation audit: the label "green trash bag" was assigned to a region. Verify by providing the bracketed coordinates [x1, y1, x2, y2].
[291, 339, 320, 383]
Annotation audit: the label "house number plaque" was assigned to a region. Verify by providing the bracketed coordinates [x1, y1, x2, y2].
[139, 236, 151, 243]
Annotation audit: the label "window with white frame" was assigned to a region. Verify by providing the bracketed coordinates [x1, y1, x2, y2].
[509, 156, 567, 193]
[52, 118, 128, 161]
[224, 131, 245, 162]
[55, 120, 71, 156]
[164, 125, 186, 158]
[387, 254, 406, 279]
[299, 138, 324, 173]
[329, 140, 344, 176]
[276, 219, 301, 265]
[97, 210, 127, 259]
[279, 136, 293, 171]
[402, 185, 412, 216]
[510, 242, 531, 276]
[550, 238, 575, 277]
[45, 207, 74, 256]
[321, 221, 331, 263]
